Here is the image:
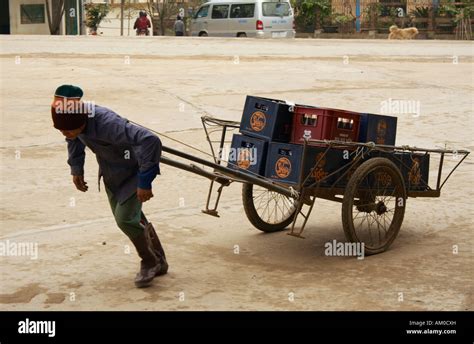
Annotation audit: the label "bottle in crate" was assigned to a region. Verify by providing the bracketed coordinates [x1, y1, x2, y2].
[290, 106, 361, 144]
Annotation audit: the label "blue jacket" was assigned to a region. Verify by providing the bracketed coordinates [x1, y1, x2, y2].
[66, 105, 161, 203]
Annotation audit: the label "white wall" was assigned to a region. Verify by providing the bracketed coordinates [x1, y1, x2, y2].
[9, 0, 52, 34]
[9, 0, 156, 36]
[92, 7, 154, 36]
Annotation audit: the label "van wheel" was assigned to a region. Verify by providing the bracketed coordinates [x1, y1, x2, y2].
[199, 32, 208, 37]
[237, 33, 247, 38]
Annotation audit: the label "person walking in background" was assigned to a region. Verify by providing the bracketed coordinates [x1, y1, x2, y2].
[174, 15, 185, 36]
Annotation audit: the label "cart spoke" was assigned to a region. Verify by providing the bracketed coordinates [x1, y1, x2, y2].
[346, 160, 405, 253]
[250, 185, 297, 225]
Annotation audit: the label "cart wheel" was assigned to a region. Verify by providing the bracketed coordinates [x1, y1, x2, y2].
[342, 158, 406, 255]
[242, 183, 297, 232]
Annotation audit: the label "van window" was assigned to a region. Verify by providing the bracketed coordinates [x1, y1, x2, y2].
[212, 5, 230, 19]
[195, 5, 210, 19]
[262, 2, 290, 17]
[230, 4, 255, 18]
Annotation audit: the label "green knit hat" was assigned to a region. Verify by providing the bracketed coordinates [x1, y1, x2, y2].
[54, 84, 83, 99]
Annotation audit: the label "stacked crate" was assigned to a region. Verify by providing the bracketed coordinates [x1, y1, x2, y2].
[228, 96, 293, 178]
[229, 95, 428, 190]
[290, 106, 397, 146]
[264, 143, 351, 187]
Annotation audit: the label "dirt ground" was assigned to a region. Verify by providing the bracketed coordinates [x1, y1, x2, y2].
[0, 36, 473, 311]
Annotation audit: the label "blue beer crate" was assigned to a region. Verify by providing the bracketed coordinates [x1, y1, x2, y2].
[358, 113, 397, 146]
[395, 152, 430, 191]
[227, 134, 268, 176]
[239, 96, 293, 142]
[264, 142, 354, 186]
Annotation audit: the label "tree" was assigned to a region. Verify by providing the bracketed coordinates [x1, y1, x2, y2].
[292, 0, 331, 32]
[146, 0, 179, 36]
[84, 3, 110, 35]
[45, 0, 65, 35]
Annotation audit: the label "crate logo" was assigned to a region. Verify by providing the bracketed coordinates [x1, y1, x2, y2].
[250, 111, 266, 132]
[275, 157, 291, 178]
[312, 152, 328, 181]
[408, 158, 421, 185]
[375, 171, 392, 186]
[237, 149, 252, 170]
[376, 120, 387, 144]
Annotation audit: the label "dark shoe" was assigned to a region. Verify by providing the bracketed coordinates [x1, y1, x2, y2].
[129, 232, 160, 288]
[145, 223, 169, 276]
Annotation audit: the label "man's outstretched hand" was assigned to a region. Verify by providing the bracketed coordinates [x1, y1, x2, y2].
[137, 188, 153, 202]
[73, 175, 88, 192]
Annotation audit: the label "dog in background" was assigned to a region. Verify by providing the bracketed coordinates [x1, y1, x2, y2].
[388, 25, 419, 40]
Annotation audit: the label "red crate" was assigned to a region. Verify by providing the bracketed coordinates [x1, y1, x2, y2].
[290, 106, 330, 144]
[290, 106, 360, 145]
[329, 109, 361, 143]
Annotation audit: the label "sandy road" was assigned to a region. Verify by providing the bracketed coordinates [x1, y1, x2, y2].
[0, 36, 472, 310]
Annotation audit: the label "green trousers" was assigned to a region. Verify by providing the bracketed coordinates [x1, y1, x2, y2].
[105, 188, 147, 239]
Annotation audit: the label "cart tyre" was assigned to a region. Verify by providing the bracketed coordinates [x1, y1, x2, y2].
[242, 183, 297, 232]
[342, 157, 406, 255]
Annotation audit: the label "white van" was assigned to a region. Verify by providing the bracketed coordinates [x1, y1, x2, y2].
[191, 0, 295, 38]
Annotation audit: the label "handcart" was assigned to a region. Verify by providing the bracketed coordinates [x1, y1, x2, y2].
[137, 116, 469, 256]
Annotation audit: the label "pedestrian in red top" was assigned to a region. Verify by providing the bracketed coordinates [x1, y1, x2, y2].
[134, 11, 151, 36]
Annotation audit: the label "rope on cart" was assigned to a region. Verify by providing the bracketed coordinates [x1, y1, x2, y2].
[289, 186, 299, 198]
[128, 118, 284, 186]
[128, 119, 216, 160]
